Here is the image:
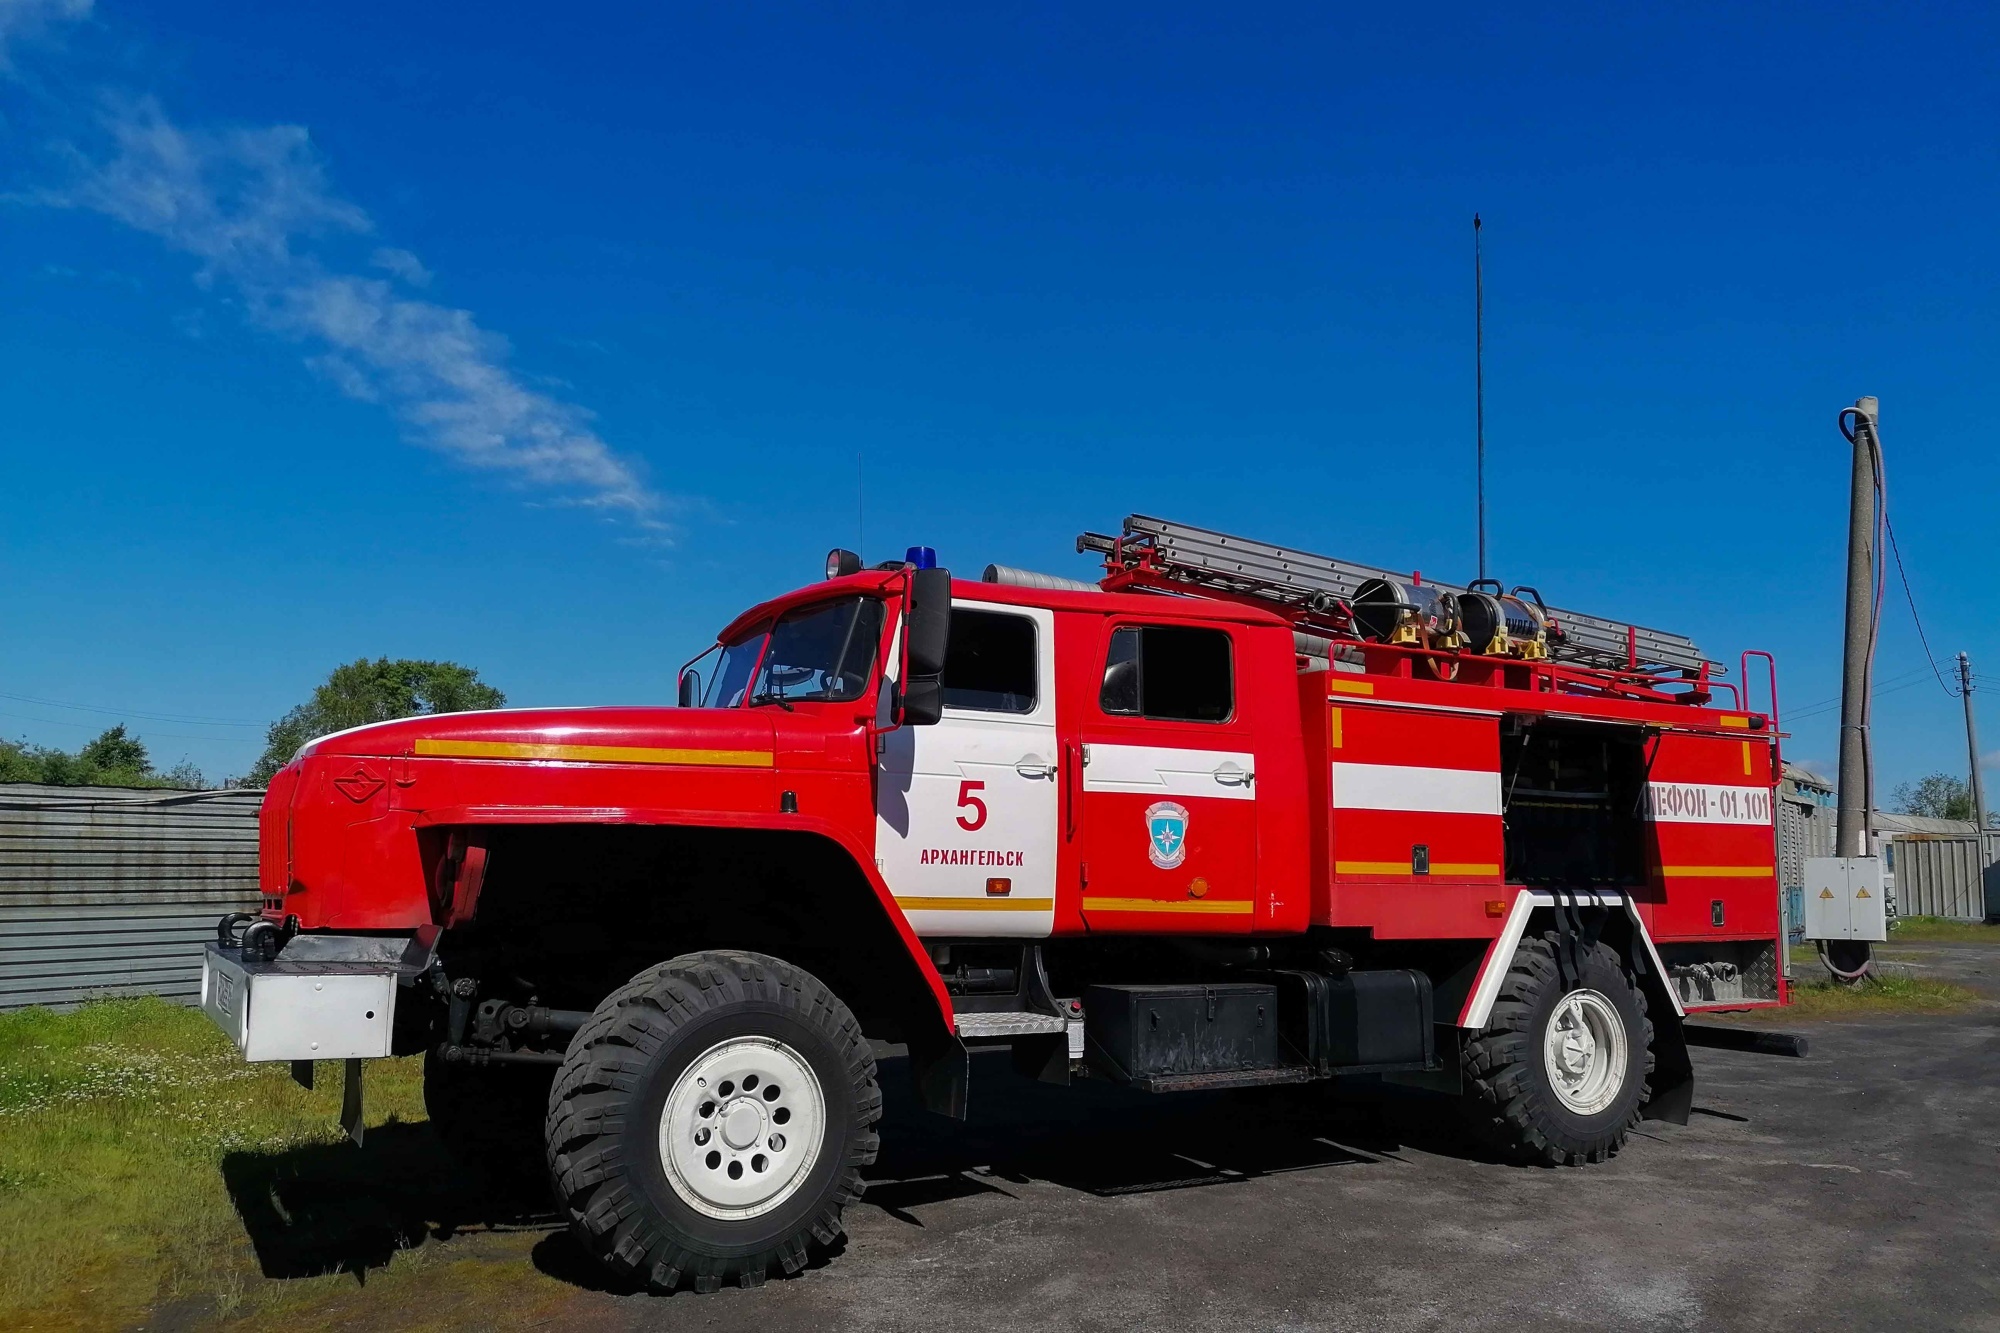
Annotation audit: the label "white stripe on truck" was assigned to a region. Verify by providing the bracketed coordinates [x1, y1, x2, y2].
[1331, 762, 1502, 816]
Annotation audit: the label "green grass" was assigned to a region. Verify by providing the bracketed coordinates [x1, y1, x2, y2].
[1783, 972, 1981, 1018]
[0, 998, 576, 1332]
[1889, 915, 2000, 943]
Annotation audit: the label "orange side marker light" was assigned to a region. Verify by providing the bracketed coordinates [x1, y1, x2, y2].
[1484, 900, 1507, 918]
[986, 878, 1011, 897]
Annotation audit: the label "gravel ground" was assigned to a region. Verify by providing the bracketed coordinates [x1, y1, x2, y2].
[530, 937, 1999, 1332]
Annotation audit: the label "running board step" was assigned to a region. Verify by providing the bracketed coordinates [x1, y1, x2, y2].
[1131, 1066, 1315, 1093]
[955, 1011, 1067, 1039]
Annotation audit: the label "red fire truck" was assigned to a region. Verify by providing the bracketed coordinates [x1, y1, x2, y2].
[201, 515, 1785, 1293]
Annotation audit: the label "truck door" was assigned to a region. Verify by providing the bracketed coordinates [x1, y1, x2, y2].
[876, 601, 1058, 937]
[1078, 620, 1257, 931]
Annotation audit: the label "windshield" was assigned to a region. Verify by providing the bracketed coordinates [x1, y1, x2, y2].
[701, 629, 766, 708]
[753, 597, 885, 703]
[704, 596, 885, 708]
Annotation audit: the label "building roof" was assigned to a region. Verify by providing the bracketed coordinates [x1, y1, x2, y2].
[1782, 762, 1833, 793]
[1873, 811, 1978, 837]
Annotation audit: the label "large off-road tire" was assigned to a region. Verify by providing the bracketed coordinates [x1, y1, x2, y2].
[547, 950, 881, 1293]
[1461, 931, 1653, 1166]
[424, 1052, 556, 1189]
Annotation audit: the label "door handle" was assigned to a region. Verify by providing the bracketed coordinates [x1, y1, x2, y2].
[1063, 743, 1078, 841]
[1213, 763, 1254, 787]
[1015, 754, 1057, 780]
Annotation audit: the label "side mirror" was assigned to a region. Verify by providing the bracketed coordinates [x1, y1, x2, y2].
[898, 677, 944, 727]
[905, 567, 952, 676]
[677, 670, 701, 708]
[900, 566, 951, 726]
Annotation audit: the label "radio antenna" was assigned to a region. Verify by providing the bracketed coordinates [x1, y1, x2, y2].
[1474, 213, 1487, 583]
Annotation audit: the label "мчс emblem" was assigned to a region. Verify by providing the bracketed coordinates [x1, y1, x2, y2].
[1145, 801, 1189, 870]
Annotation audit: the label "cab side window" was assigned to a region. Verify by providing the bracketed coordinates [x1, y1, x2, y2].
[1099, 625, 1233, 722]
[941, 609, 1038, 713]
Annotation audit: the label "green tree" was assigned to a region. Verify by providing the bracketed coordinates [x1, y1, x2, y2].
[0, 726, 205, 790]
[78, 724, 150, 779]
[0, 740, 42, 784]
[1890, 772, 1974, 822]
[249, 658, 506, 784]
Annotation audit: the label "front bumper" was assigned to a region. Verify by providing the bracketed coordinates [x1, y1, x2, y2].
[200, 929, 432, 1062]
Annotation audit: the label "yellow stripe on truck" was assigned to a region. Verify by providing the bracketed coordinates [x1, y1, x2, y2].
[1335, 861, 1501, 876]
[413, 739, 775, 768]
[895, 896, 1052, 912]
[1081, 897, 1255, 915]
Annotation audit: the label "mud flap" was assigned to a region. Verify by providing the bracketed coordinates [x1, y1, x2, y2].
[1642, 1027, 1695, 1123]
[908, 1029, 970, 1119]
[1618, 900, 1693, 1124]
[340, 1058, 366, 1146]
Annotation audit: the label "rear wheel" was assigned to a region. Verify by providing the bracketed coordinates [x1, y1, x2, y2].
[547, 950, 880, 1292]
[1461, 932, 1652, 1165]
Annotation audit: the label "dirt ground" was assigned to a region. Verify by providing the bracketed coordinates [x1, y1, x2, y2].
[197, 935, 1999, 1332]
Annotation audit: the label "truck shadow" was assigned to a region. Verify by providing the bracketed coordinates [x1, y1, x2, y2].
[855, 1052, 1472, 1222]
[218, 1054, 1473, 1291]
[220, 1121, 559, 1284]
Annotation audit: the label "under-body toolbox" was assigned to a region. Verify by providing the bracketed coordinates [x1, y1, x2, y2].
[201, 929, 433, 1062]
[1083, 982, 1285, 1089]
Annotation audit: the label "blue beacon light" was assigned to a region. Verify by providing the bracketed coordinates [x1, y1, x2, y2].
[904, 546, 937, 570]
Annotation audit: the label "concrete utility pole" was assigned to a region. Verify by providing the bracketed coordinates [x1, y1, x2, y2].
[1962, 653, 1989, 833]
[1835, 398, 1879, 858]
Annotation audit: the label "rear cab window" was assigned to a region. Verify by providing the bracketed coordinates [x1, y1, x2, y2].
[1099, 624, 1234, 722]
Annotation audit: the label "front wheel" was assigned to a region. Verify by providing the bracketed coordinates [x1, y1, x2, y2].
[1461, 932, 1653, 1165]
[547, 951, 881, 1293]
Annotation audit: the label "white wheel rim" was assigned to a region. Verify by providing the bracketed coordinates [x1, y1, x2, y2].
[659, 1035, 826, 1221]
[1541, 988, 1628, 1116]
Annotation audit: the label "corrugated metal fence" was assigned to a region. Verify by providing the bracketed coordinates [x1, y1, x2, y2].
[1889, 832, 2000, 922]
[0, 783, 262, 1011]
[1777, 771, 1836, 959]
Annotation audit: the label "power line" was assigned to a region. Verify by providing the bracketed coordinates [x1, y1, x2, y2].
[0, 709, 262, 745]
[0, 690, 266, 727]
[1785, 671, 1939, 723]
[1880, 511, 1959, 698]
[1783, 665, 1935, 721]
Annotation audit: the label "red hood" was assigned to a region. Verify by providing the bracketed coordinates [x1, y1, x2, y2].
[302, 706, 780, 763]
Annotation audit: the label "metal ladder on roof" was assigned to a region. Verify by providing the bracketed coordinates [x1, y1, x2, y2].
[1078, 514, 1713, 676]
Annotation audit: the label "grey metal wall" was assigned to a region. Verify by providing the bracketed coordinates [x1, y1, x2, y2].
[1888, 832, 1999, 922]
[0, 783, 262, 1011]
[1777, 780, 1835, 959]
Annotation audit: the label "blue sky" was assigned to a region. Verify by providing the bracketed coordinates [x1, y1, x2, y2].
[2, 1, 1995, 790]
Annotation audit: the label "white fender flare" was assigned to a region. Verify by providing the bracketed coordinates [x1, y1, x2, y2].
[1457, 891, 1683, 1030]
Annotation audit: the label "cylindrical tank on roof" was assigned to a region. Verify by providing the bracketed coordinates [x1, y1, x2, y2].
[981, 564, 1101, 593]
[1351, 577, 1460, 646]
[1459, 587, 1550, 657]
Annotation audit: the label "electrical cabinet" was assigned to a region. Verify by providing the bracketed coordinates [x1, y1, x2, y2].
[1802, 857, 1887, 943]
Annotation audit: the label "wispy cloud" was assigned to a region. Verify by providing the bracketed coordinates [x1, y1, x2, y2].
[370, 246, 430, 287]
[22, 63, 663, 526]
[0, 0, 90, 68]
